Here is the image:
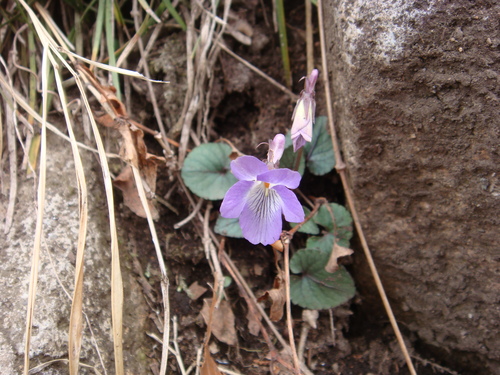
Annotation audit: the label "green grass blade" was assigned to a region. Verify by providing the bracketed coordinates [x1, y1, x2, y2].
[105, 0, 121, 100]
[91, 0, 106, 61]
[162, 0, 187, 31]
[275, 0, 291, 88]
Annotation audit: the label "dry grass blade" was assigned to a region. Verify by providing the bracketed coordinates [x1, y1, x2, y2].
[16, 1, 126, 372]
[0, 72, 118, 157]
[78, 77, 125, 375]
[131, 0, 172, 155]
[0, 58, 17, 234]
[217, 42, 297, 101]
[132, 165, 170, 374]
[61, 48, 169, 82]
[52, 68, 89, 374]
[23, 47, 49, 375]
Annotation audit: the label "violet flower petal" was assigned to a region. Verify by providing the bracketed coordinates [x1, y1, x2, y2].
[239, 183, 283, 245]
[220, 180, 254, 218]
[257, 169, 301, 189]
[273, 185, 304, 223]
[305, 69, 319, 93]
[231, 156, 269, 181]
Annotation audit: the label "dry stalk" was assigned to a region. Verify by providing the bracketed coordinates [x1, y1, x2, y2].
[317, 1, 417, 373]
[1, 57, 18, 234]
[131, 0, 173, 156]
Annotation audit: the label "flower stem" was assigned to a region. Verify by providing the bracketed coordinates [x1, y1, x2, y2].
[283, 239, 300, 373]
[293, 147, 303, 172]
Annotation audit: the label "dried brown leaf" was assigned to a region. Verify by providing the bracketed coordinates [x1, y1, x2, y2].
[187, 281, 208, 300]
[258, 271, 286, 322]
[201, 351, 222, 375]
[200, 299, 237, 346]
[113, 166, 159, 220]
[246, 307, 261, 336]
[325, 243, 354, 273]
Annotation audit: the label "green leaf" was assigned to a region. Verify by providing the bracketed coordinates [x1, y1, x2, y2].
[279, 145, 305, 175]
[290, 249, 355, 310]
[214, 216, 243, 238]
[313, 203, 353, 234]
[181, 143, 238, 200]
[303, 116, 335, 176]
[305, 203, 353, 252]
[290, 206, 320, 235]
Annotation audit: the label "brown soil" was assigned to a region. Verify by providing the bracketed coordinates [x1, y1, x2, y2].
[115, 1, 492, 374]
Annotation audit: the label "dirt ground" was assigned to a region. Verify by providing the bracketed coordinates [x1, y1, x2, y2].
[3, 0, 494, 373]
[111, 1, 486, 374]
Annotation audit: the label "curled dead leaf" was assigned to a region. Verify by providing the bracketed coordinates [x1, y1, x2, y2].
[258, 270, 285, 322]
[302, 309, 319, 329]
[325, 243, 354, 273]
[113, 166, 159, 220]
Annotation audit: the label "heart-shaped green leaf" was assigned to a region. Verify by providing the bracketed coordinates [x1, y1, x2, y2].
[290, 249, 355, 310]
[181, 143, 238, 200]
[290, 206, 320, 235]
[214, 216, 243, 238]
[303, 116, 335, 176]
[313, 203, 352, 235]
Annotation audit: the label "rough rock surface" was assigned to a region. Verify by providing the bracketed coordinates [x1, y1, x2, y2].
[324, 0, 499, 373]
[0, 127, 151, 374]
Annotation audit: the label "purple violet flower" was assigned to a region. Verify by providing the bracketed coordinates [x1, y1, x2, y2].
[291, 69, 319, 152]
[220, 156, 304, 245]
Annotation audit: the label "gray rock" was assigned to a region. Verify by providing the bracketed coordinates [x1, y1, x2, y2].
[324, 0, 500, 373]
[0, 128, 151, 374]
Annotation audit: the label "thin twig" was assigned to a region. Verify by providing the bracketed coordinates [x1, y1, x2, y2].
[131, 0, 172, 155]
[2, 61, 17, 234]
[317, 1, 417, 374]
[174, 197, 204, 229]
[217, 41, 298, 101]
[282, 239, 300, 373]
[305, 0, 314, 74]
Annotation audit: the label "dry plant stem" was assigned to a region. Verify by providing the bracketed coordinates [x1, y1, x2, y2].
[0, 75, 117, 156]
[174, 197, 203, 228]
[23, 47, 49, 375]
[171, 316, 188, 375]
[317, 1, 417, 374]
[328, 309, 335, 345]
[53, 67, 89, 375]
[203, 203, 225, 305]
[3, 76, 17, 234]
[220, 253, 297, 374]
[219, 243, 276, 351]
[217, 42, 298, 101]
[283, 240, 300, 374]
[131, 0, 172, 155]
[305, 0, 314, 74]
[132, 166, 170, 375]
[288, 198, 324, 235]
[220, 250, 288, 351]
[412, 355, 459, 375]
[297, 323, 310, 364]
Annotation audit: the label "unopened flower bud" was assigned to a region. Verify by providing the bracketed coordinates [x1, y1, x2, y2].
[291, 69, 318, 152]
[267, 133, 286, 168]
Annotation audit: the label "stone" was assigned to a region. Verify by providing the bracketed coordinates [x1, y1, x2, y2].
[0, 127, 151, 374]
[324, 1, 499, 373]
